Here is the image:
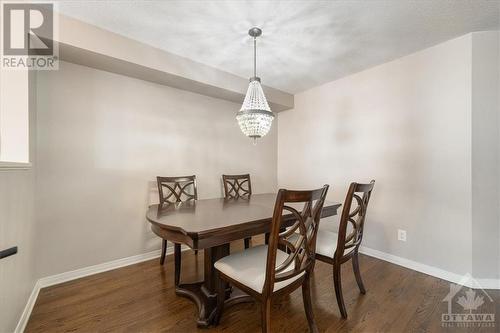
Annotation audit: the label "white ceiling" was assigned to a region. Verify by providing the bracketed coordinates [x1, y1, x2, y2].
[58, 0, 499, 94]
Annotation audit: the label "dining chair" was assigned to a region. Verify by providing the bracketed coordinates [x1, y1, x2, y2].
[316, 180, 375, 318]
[214, 185, 329, 333]
[156, 175, 198, 286]
[222, 174, 252, 249]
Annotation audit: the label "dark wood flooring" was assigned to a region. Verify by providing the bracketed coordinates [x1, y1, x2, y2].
[26, 237, 499, 332]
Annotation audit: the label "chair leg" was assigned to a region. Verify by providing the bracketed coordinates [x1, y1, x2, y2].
[160, 239, 167, 265]
[214, 276, 226, 325]
[333, 264, 348, 319]
[174, 243, 181, 286]
[352, 251, 366, 294]
[261, 298, 271, 333]
[244, 237, 251, 249]
[302, 272, 319, 333]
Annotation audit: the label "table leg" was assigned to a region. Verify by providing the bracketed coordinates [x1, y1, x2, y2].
[175, 243, 230, 328]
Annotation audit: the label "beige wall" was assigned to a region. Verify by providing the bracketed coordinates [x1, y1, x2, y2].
[0, 170, 36, 333]
[471, 31, 500, 279]
[0, 70, 37, 333]
[34, 61, 278, 277]
[278, 34, 475, 276]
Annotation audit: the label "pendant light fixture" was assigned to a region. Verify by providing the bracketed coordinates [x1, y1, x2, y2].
[236, 27, 274, 143]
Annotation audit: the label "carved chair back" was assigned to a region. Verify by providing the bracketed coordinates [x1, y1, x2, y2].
[156, 175, 198, 204]
[335, 180, 375, 260]
[222, 174, 252, 198]
[263, 185, 329, 296]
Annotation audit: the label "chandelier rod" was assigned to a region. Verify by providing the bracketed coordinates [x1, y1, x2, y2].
[253, 36, 257, 78]
[248, 27, 262, 79]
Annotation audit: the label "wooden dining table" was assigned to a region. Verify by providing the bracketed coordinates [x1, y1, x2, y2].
[146, 193, 341, 327]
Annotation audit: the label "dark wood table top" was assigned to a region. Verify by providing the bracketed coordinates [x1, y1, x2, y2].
[146, 193, 341, 249]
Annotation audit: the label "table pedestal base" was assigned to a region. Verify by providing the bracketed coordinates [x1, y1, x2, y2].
[175, 243, 255, 328]
[176, 282, 217, 327]
[176, 283, 254, 327]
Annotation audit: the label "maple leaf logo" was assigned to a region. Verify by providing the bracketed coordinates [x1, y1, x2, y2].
[457, 289, 484, 313]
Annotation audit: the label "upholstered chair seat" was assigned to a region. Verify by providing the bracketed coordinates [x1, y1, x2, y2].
[318, 216, 339, 232]
[317, 230, 339, 258]
[214, 245, 304, 293]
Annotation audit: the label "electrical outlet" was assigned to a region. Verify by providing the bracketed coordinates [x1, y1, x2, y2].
[397, 229, 407, 242]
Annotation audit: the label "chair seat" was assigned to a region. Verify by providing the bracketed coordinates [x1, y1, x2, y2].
[288, 228, 355, 259]
[315, 230, 356, 258]
[214, 245, 304, 293]
[315, 217, 354, 258]
[286, 216, 339, 257]
[288, 220, 338, 258]
[315, 230, 339, 258]
[318, 216, 339, 233]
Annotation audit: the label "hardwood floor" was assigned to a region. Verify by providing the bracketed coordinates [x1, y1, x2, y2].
[26, 237, 499, 332]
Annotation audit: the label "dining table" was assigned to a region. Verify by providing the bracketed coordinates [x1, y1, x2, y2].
[146, 193, 341, 327]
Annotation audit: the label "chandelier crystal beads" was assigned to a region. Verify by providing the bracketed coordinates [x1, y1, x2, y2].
[236, 27, 274, 142]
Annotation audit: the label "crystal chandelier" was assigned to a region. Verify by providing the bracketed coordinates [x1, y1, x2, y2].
[236, 27, 274, 142]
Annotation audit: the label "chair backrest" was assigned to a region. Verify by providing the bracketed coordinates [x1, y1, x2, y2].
[156, 175, 198, 204]
[263, 185, 329, 295]
[222, 174, 252, 198]
[335, 180, 375, 260]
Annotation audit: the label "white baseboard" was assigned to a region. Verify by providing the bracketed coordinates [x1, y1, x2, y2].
[14, 245, 189, 333]
[15, 244, 499, 333]
[474, 278, 500, 290]
[359, 246, 500, 290]
[14, 280, 41, 333]
[38, 250, 161, 288]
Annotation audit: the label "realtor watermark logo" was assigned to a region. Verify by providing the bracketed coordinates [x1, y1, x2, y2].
[1, 1, 58, 70]
[442, 274, 495, 329]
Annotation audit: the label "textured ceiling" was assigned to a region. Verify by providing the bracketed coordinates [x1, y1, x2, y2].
[58, 0, 499, 93]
